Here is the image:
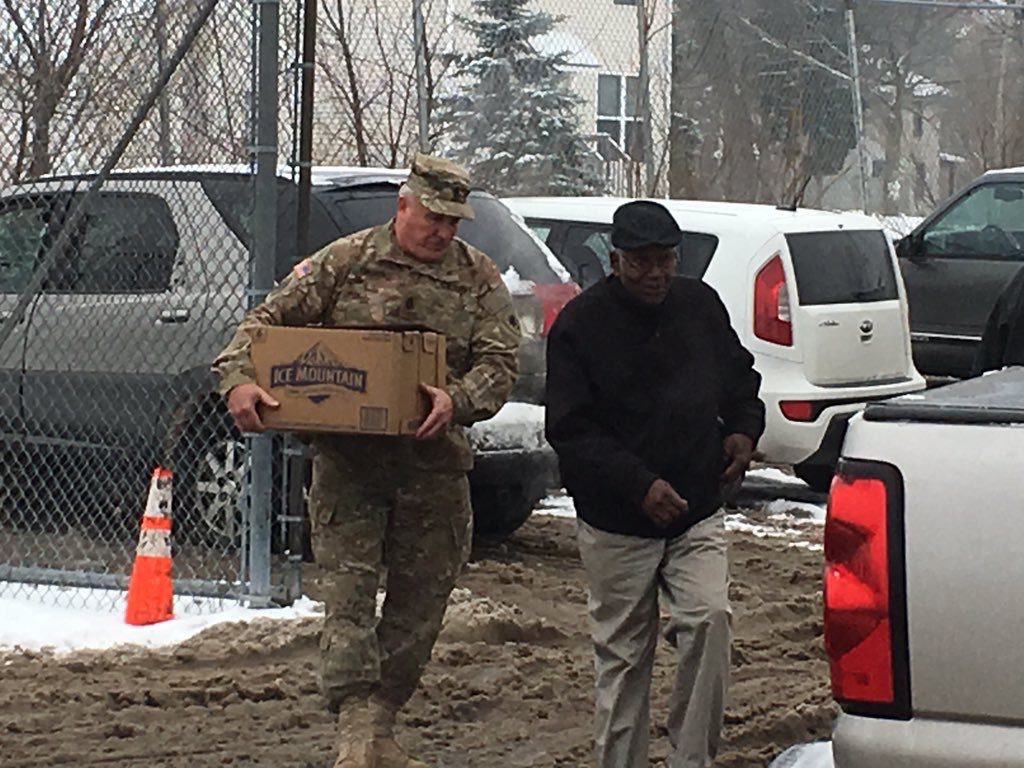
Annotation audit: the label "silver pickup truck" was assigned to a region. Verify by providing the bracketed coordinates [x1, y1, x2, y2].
[826, 367, 1024, 767]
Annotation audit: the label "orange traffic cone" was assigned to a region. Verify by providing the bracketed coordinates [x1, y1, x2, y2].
[125, 467, 174, 626]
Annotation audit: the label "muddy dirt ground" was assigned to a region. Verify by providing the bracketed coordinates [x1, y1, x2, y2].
[0, 512, 834, 767]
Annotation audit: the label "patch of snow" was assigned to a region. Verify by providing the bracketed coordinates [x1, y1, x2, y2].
[468, 401, 549, 452]
[537, 490, 823, 548]
[769, 742, 834, 768]
[764, 498, 827, 522]
[501, 266, 537, 296]
[534, 493, 576, 519]
[747, 467, 808, 487]
[724, 511, 822, 551]
[0, 583, 322, 655]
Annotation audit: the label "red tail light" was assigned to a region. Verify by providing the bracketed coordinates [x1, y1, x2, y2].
[780, 400, 814, 422]
[754, 254, 793, 346]
[824, 462, 909, 718]
[530, 283, 581, 336]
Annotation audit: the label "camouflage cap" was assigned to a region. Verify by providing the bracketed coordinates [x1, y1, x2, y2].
[406, 153, 475, 220]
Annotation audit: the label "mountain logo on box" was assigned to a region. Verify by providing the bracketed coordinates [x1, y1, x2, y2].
[269, 343, 368, 404]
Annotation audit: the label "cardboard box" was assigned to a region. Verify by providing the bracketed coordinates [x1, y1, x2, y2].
[249, 326, 446, 435]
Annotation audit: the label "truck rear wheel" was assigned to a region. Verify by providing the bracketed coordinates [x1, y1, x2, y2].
[470, 483, 538, 539]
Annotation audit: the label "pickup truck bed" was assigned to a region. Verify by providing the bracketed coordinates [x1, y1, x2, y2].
[829, 368, 1024, 768]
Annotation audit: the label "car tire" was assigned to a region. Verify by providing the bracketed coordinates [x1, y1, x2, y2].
[793, 463, 835, 493]
[470, 483, 539, 539]
[172, 406, 251, 547]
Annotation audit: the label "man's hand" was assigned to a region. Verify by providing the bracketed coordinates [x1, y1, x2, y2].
[416, 383, 454, 440]
[721, 433, 755, 485]
[641, 479, 689, 528]
[226, 383, 279, 433]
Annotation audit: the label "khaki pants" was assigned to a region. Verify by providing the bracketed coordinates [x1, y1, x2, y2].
[308, 448, 472, 712]
[577, 513, 730, 768]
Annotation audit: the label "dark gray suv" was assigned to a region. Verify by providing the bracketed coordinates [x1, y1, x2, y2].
[0, 168, 567, 544]
[897, 167, 1024, 378]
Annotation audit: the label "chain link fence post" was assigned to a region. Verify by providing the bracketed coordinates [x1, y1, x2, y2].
[244, 0, 281, 609]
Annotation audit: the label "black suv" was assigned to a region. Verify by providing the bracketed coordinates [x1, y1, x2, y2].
[898, 168, 1024, 378]
[0, 168, 567, 542]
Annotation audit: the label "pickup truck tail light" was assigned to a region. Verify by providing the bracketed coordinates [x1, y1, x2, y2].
[753, 254, 793, 347]
[824, 460, 910, 718]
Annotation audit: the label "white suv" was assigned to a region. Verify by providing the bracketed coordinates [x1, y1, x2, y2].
[504, 197, 927, 490]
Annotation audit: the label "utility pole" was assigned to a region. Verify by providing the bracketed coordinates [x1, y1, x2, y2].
[845, 1, 870, 213]
[413, 0, 429, 153]
[636, 0, 655, 195]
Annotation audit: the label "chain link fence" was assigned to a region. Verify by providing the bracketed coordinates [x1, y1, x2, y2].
[0, 0, 307, 612]
[2, 0, 1023, 614]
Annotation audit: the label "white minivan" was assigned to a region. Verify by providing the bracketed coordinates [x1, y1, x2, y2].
[504, 197, 927, 490]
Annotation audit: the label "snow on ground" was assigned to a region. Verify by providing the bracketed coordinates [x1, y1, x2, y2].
[533, 493, 576, 518]
[536, 488, 826, 551]
[3, 471, 824, 656]
[0, 584, 322, 654]
[747, 466, 808, 487]
[770, 742, 834, 768]
[765, 498, 827, 522]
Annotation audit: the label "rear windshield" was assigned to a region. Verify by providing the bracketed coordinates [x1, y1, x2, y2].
[786, 230, 899, 305]
[553, 222, 718, 288]
[318, 185, 562, 284]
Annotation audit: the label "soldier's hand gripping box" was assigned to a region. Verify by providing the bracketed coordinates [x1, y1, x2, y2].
[249, 326, 446, 435]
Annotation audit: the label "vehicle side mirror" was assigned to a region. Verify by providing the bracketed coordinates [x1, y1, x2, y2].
[896, 233, 922, 260]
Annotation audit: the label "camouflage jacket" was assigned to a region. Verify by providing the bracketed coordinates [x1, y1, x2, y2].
[212, 221, 521, 471]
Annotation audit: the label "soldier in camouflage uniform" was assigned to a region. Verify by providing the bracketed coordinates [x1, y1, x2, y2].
[212, 154, 520, 768]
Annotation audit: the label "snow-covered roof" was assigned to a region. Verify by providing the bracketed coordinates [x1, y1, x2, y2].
[533, 31, 599, 69]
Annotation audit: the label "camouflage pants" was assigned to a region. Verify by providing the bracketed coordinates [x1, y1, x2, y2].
[308, 447, 472, 712]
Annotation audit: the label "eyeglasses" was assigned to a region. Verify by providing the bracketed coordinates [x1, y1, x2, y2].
[620, 251, 678, 274]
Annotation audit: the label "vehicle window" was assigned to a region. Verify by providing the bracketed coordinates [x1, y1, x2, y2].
[201, 177, 340, 279]
[561, 225, 613, 288]
[786, 230, 898, 305]
[322, 188, 396, 236]
[51, 193, 179, 293]
[0, 204, 47, 293]
[528, 223, 552, 243]
[559, 224, 718, 288]
[320, 187, 562, 283]
[922, 182, 1024, 259]
[678, 233, 719, 278]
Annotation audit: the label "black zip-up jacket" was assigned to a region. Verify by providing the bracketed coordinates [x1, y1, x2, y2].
[545, 276, 765, 539]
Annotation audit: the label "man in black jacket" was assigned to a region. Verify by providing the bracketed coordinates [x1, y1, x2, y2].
[545, 201, 765, 768]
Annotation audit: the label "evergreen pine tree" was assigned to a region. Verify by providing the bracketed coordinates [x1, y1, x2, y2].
[442, 0, 604, 196]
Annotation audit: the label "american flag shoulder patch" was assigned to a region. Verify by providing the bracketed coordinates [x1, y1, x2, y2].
[293, 259, 313, 279]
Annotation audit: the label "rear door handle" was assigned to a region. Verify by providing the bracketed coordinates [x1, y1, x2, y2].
[157, 308, 191, 324]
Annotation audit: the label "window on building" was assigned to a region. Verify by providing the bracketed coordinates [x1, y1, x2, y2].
[596, 73, 644, 161]
[872, 160, 885, 178]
